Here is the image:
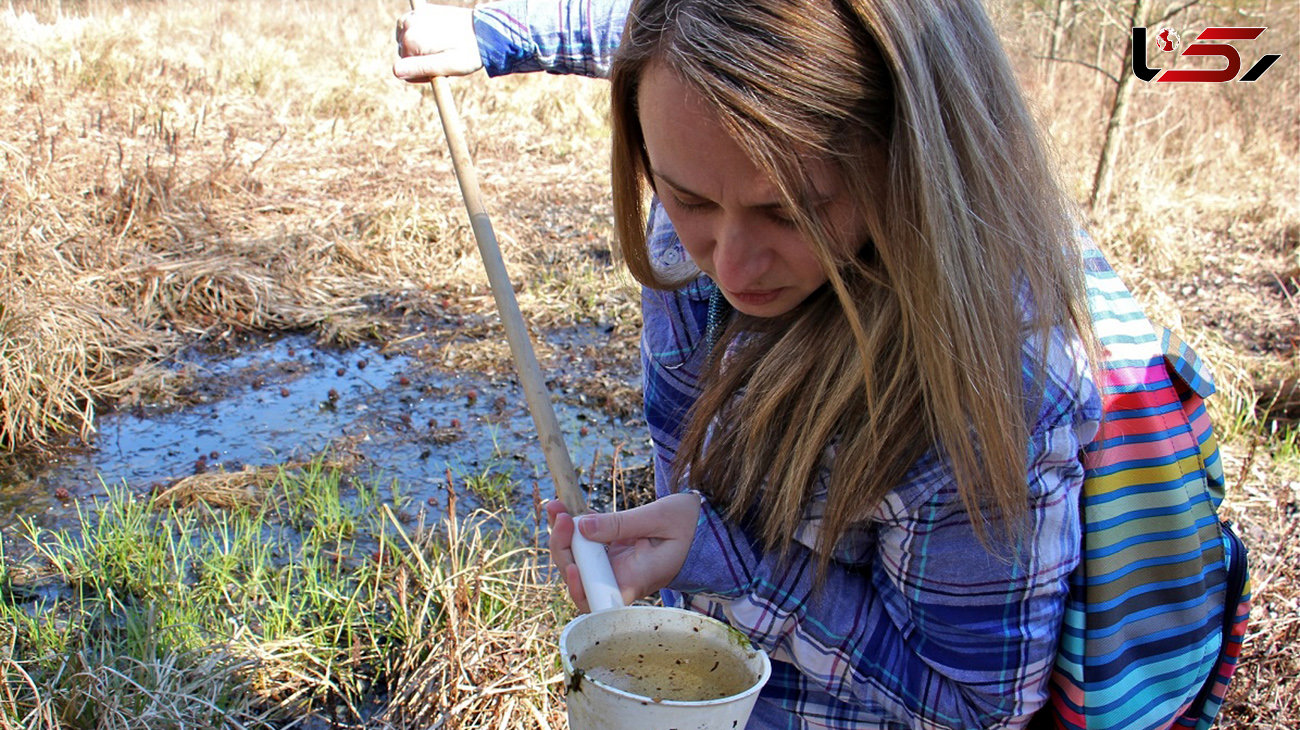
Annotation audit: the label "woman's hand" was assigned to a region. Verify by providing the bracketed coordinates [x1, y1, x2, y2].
[547, 494, 702, 612]
[393, 4, 483, 82]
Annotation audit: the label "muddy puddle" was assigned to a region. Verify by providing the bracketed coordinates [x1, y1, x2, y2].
[0, 329, 654, 533]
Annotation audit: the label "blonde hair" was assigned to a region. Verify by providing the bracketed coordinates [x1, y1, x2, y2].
[610, 0, 1091, 568]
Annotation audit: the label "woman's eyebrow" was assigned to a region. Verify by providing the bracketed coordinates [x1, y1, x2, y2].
[649, 168, 831, 209]
[648, 169, 702, 198]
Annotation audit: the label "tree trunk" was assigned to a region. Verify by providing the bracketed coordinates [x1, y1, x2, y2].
[1046, 0, 1072, 85]
[1089, 0, 1152, 211]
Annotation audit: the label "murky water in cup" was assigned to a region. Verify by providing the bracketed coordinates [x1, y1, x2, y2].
[560, 606, 771, 730]
[578, 633, 757, 702]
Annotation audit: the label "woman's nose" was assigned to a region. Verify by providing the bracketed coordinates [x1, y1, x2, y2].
[711, 216, 768, 290]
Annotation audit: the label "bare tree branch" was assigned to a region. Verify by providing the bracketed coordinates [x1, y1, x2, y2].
[1095, 2, 1131, 32]
[1154, 0, 1201, 26]
[1036, 55, 1121, 84]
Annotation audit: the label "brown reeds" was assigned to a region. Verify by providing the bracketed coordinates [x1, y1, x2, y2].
[150, 464, 284, 510]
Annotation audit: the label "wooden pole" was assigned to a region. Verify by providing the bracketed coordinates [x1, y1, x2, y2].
[427, 75, 588, 516]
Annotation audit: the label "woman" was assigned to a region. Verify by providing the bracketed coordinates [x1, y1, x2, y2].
[396, 1, 1101, 727]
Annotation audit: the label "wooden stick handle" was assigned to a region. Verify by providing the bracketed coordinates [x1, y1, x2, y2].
[428, 75, 588, 515]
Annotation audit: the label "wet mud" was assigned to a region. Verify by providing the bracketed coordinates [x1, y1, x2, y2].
[0, 326, 655, 533]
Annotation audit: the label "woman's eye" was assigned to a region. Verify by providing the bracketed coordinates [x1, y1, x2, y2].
[671, 194, 710, 212]
[768, 210, 799, 228]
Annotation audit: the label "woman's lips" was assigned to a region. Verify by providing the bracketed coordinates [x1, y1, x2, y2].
[727, 288, 782, 306]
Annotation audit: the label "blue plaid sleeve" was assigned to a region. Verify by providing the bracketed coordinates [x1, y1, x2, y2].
[473, 0, 632, 77]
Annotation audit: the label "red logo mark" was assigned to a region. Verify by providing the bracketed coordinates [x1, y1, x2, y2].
[1133, 26, 1281, 82]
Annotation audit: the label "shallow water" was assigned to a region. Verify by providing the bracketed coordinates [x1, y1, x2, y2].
[0, 331, 652, 532]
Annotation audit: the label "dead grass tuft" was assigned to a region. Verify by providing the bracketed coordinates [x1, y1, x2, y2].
[150, 464, 284, 510]
[0, 275, 172, 451]
[377, 509, 567, 729]
[152, 452, 364, 509]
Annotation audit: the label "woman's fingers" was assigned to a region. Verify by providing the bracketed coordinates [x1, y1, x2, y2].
[576, 493, 701, 545]
[392, 51, 481, 81]
[545, 499, 570, 529]
[547, 495, 702, 610]
[564, 562, 590, 614]
[548, 507, 575, 572]
[547, 505, 593, 611]
[392, 5, 482, 81]
[577, 494, 703, 601]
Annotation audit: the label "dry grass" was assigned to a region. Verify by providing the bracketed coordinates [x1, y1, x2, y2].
[1, 0, 1298, 727]
[0, 284, 170, 449]
[0, 0, 635, 453]
[1215, 444, 1300, 730]
[150, 453, 360, 509]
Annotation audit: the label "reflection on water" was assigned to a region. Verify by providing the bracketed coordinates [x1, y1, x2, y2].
[0, 333, 650, 532]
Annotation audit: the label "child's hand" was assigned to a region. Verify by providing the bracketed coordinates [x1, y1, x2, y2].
[546, 494, 702, 612]
[393, 4, 482, 82]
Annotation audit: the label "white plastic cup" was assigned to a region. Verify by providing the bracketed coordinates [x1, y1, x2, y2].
[559, 605, 771, 730]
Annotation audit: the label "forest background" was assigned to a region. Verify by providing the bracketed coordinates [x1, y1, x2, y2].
[0, 0, 1296, 727]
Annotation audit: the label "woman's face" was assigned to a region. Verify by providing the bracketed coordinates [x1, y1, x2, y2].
[637, 61, 870, 318]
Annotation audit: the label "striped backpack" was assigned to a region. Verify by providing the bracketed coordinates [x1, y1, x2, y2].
[1041, 246, 1252, 729]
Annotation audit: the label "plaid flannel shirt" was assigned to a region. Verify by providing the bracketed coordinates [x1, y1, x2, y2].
[473, 4, 1101, 727]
